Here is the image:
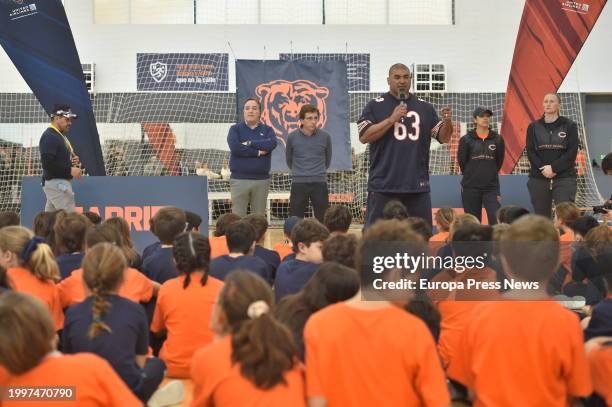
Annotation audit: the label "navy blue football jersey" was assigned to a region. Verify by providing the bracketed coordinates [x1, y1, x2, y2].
[357, 92, 442, 193]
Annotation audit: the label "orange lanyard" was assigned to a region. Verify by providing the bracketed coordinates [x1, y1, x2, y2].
[49, 124, 74, 155]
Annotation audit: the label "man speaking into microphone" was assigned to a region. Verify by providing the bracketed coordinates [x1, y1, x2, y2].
[358, 63, 453, 228]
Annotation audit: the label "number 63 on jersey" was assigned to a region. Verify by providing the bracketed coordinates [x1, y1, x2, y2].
[394, 111, 421, 141]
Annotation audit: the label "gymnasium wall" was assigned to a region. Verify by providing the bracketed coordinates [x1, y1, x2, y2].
[0, 0, 611, 93]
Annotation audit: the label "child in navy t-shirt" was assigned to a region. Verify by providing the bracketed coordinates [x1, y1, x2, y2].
[274, 219, 329, 302]
[62, 243, 172, 403]
[54, 213, 91, 279]
[210, 221, 270, 283]
[141, 207, 186, 284]
[244, 214, 281, 281]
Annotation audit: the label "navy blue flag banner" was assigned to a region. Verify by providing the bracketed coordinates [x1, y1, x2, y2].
[0, 0, 105, 175]
[137, 53, 229, 91]
[236, 60, 351, 172]
[279, 53, 370, 91]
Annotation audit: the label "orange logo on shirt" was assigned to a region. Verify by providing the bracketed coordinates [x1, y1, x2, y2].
[255, 79, 329, 147]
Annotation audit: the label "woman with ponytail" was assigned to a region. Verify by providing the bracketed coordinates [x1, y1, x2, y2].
[190, 271, 305, 407]
[0, 226, 63, 330]
[0, 292, 141, 406]
[62, 243, 183, 405]
[151, 232, 224, 378]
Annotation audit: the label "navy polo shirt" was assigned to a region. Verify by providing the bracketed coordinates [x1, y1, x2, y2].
[39, 127, 72, 181]
[274, 258, 319, 303]
[209, 255, 270, 283]
[62, 295, 148, 392]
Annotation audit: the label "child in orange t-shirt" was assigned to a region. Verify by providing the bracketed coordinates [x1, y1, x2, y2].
[151, 232, 224, 378]
[58, 224, 158, 308]
[190, 271, 305, 407]
[305, 220, 450, 407]
[0, 291, 141, 407]
[447, 215, 592, 406]
[0, 226, 63, 330]
[209, 213, 240, 259]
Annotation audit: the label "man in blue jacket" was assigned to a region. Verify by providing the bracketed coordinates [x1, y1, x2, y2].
[227, 98, 277, 216]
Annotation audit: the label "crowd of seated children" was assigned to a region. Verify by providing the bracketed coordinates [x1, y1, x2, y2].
[1, 201, 611, 406]
[274, 219, 329, 302]
[190, 271, 306, 406]
[304, 219, 450, 407]
[151, 232, 224, 379]
[209, 221, 270, 283]
[58, 224, 157, 309]
[0, 291, 142, 406]
[447, 215, 593, 406]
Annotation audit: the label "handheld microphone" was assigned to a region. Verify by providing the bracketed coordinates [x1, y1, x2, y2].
[399, 91, 407, 105]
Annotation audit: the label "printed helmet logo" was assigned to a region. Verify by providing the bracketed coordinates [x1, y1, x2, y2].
[488, 144, 497, 151]
[558, 131, 567, 138]
[149, 61, 168, 83]
[255, 79, 329, 148]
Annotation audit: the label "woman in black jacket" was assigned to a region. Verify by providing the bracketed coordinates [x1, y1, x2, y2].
[526, 93, 579, 219]
[457, 107, 505, 225]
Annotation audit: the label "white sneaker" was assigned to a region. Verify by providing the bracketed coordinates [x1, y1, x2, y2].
[147, 380, 185, 407]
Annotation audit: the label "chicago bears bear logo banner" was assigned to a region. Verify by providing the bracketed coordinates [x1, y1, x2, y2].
[0, 0, 106, 175]
[236, 60, 351, 172]
[500, 0, 607, 173]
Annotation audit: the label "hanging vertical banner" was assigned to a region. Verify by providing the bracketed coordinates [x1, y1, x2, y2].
[0, 0, 106, 175]
[236, 60, 351, 172]
[279, 53, 370, 91]
[500, 0, 607, 173]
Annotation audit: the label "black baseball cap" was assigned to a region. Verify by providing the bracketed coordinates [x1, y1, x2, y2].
[51, 104, 78, 119]
[472, 107, 493, 118]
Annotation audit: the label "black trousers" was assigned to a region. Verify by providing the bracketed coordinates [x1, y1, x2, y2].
[461, 188, 500, 225]
[290, 182, 329, 223]
[364, 191, 432, 229]
[527, 176, 577, 219]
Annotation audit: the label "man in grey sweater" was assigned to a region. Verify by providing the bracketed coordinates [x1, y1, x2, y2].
[286, 104, 332, 222]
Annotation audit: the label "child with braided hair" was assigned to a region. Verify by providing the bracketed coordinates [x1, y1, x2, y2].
[151, 232, 224, 378]
[0, 226, 63, 330]
[62, 243, 183, 405]
[190, 270, 305, 406]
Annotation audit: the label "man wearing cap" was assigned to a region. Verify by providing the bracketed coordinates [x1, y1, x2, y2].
[457, 107, 505, 225]
[39, 104, 81, 212]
